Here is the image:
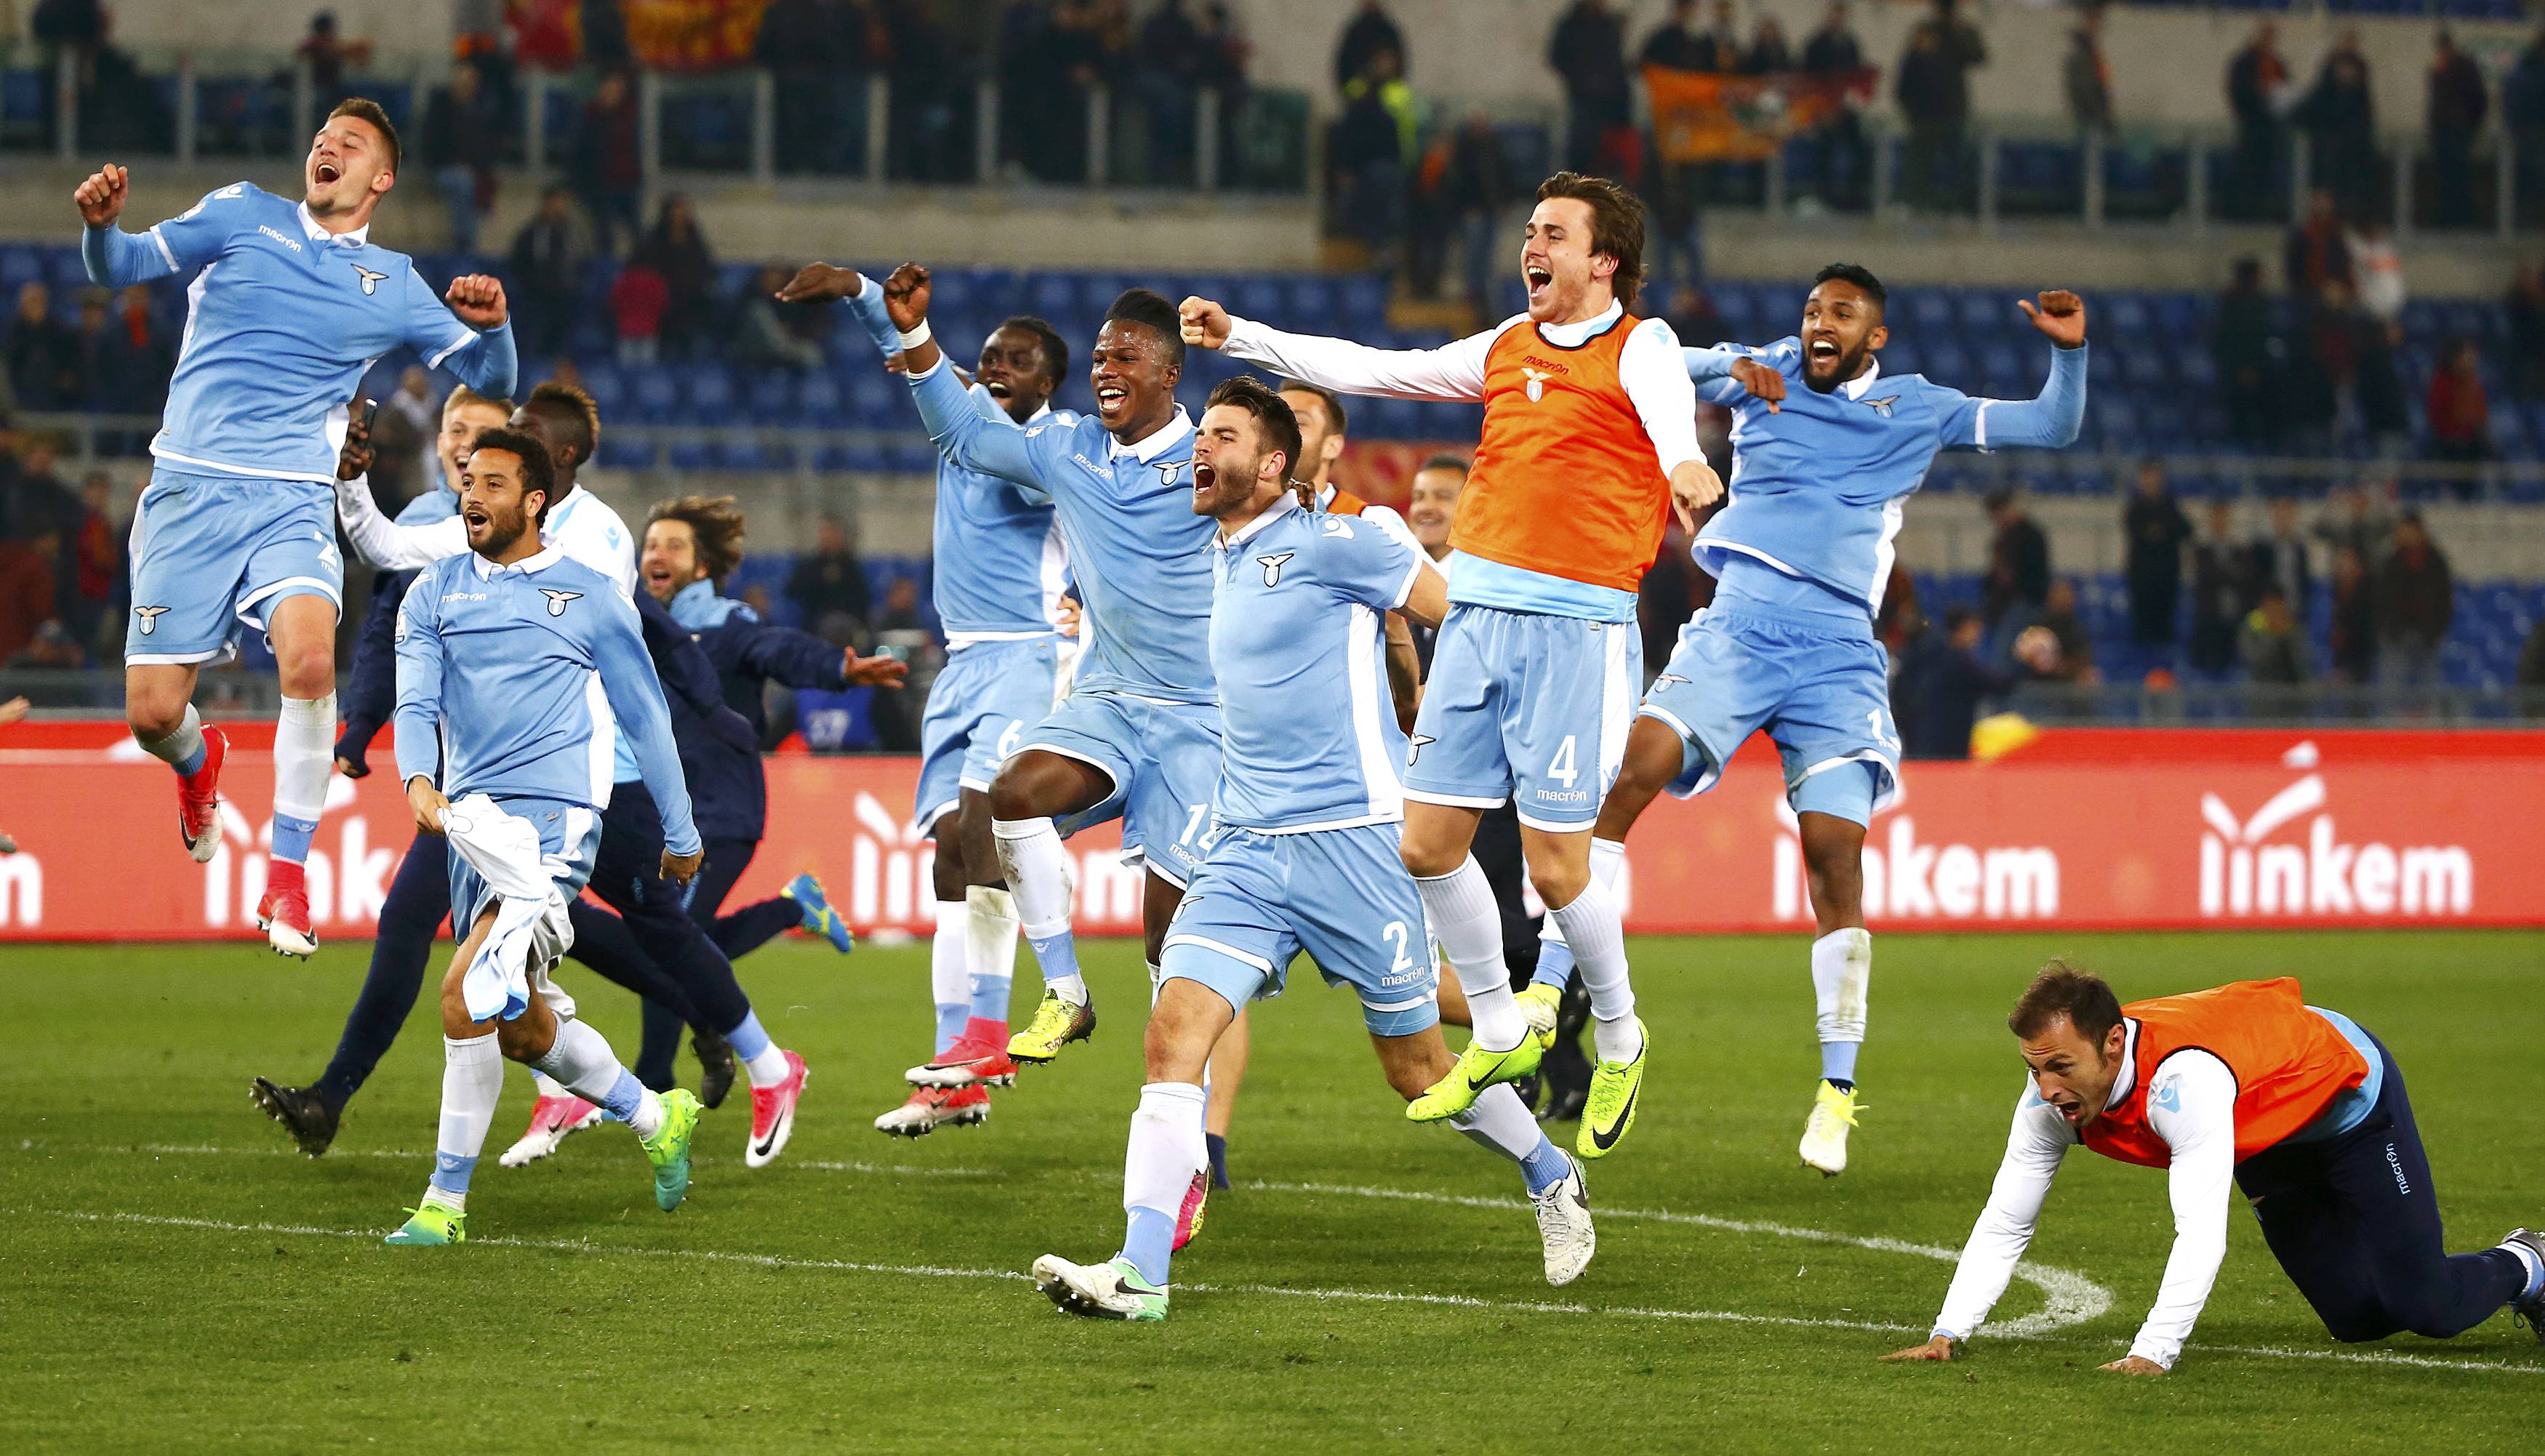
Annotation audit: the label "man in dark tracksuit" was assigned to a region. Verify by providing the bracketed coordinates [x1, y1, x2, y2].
[618, 493, 908, 1093]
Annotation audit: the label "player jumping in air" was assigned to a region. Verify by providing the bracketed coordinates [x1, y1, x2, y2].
[76, 100, 517, 957]
[776, 267, 1083, 1139]
[1182, 172, 1721, 1159]
[1885, 964, 2545, 1372]
[1530, 265, 2087, 1177]
[1031, 378, 1593, 1322]
[381, 430, 703, 1245]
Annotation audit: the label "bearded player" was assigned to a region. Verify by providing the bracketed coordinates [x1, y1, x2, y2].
[1530, 265, 2086, 1177]
[76, 101, 516, 956]
[1182, 172, 1720, 1159]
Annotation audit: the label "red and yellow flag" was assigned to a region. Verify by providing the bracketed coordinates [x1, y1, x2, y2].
[1642, 65, 1875, 164]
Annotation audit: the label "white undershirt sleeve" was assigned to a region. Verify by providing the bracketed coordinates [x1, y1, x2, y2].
[336, 474, 467, 570]
[2131, 1050, 2240, 1369]
[1933, 1088, 2075, 1341]
[1219, 316, 1503, 402]
[1617, 316, 1707, 475]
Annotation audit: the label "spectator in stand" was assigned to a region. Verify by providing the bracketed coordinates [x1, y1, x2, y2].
[1744, 15, 1793, 76]
[875, 575, 926, 635]
[2284, 186, 2352, 297]
[790, 518, 873, 643]
[0, 527, 57, 663]
[508, 186, 588, 366]
[2315, 479, 2395, 566]
[2518, 614, 2545, 710]
[2065, 4, 2112, 140]
[68, 288, 116, 410]
[2510, 28, 2545, 222]
[1893, 607, 2012, 761]
[1195, 1, 1251, 180]
[2373, 512, 2452, 691]
[2352, 310, 2411, 462]
[420, 60, 499, 252]
[1548, 0, 1631, 174]
[2248, 496, 2312, 616]
[296, 12, 372, 112]
[609, 260, 668, 366]
[1334, 0, 1405, 94]
[3, 438, 81, 550]
[1639, 1, 1707, 72]
[2123, 456, 2190, 648]
[734, 264, 824, 371]
[1664, 284, 1730, 348]
[6, 283, 73, 412]
[756, 0, 864, 176]
[107, 285, 172, 416]
[2424, 338, 2493, 472]
[2188, 499, 2250, 676]
[581, 0, 632, 68]
[1895, 0, 1987, 214]
[2281, 281, 2344, 458]
[2239, 585, 2313, 705]
[1132, 0, 1206, 185]
[2349, 217, 2403, 327]
[885, 0, 966, 183]
[2427, 30, 2489, 231]
[1638, 523, 1696, 671]
[68, 469, 116, 651]
[571, 68, 644, 255]
[1441, 111, 1515, 316]
[2328, 543, 2376, 685]
[1981, 486, 2048, 630]
[2510, 264, 2545, 399]
[2035, 579, 2098, 683]
[2214, 256, 2276, 445]
[2225, 20, 2288, 222]
[1802, 2, 1867, 209]
[636, 196, 717, 358]
[2295, 31, 2376, 221]
[1333, 47, 1414, 265]
[369, 366, 434, 511]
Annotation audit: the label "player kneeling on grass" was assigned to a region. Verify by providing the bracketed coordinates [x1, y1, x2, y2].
[1033, 378, 1592, 1322]
[382, 431, 703, 1245]
[1883, 963, 2545, 1372]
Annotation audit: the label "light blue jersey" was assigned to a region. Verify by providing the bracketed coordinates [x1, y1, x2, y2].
[392, 545, 700, 856]
[1683, 338, 2086, 615]
[935, 385, 1072, 643]
[905, 359, 1215, 704]
[1206, 497, 1423, 832]
[84, 182, 517, 483]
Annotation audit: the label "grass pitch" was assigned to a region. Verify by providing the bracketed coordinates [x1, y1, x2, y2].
[2, 929, 2538, 1453]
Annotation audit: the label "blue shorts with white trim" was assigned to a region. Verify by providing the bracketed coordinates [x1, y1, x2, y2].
[1638, 606, 1900, 826]
[912, 635, 1067, 833]
[1022, 689, 1223, 888]
[124, 470, 342, 664]
[1159, 821, 1440, 1037]
[1401, 603, 1640, 832]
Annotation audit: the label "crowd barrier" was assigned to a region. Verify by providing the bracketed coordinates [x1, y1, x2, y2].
[0, 726, 2535, 941]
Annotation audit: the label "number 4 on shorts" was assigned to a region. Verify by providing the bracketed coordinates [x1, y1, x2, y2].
[1547, 735, 1579, 789]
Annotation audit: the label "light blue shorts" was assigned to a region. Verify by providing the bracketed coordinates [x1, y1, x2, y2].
[124, 470, 342, 664]
[913, 635, 1068, 833]
[1160, 821, 1440, 1037]
[1639, 606, 1901, 826]
[1022, 691, 1225, 888]
[1402, 604, 1641, 832]
[444, 795, 604, 941]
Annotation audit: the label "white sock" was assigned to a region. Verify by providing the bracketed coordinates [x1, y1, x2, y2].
[1538, 836, 1627, 953]
[742, 1043, 790, 1087]
[428, 1033, 505, 1202]
[1811, 927, 1873, 1044]
[1448, 1082, 1542, 1161]
[1121, 1081, 1207, 1284]
[271, 693, 335, 860]
[527, 1017, 630, 1105]
[628, 1086, 665, 1139]
[929, 898, 969, 1053]
[965, 883, 1021, 1020]
[137, 702, 204, 768]
[1416, 859, 1523, 1051]
[993, 816, 1086, 1002]
[1550, 879, 1639, 1063]
[532, 1071, 572, 1101]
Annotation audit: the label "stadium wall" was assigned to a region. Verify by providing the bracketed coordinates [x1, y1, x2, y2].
[1, 725, 2533, 941]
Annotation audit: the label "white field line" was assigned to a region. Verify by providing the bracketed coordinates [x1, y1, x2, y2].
[20, 1207, 2541, 1377]
[17, 1148, 2543, 1377]
[119, 1141, 993, 1178]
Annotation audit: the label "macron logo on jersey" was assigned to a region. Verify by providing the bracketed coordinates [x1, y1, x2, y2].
[539, 589, 582, 617]
[350, 264, 388, 296]
[2152, 1079, 2181, 1114]
[257, 225, 305, 254]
